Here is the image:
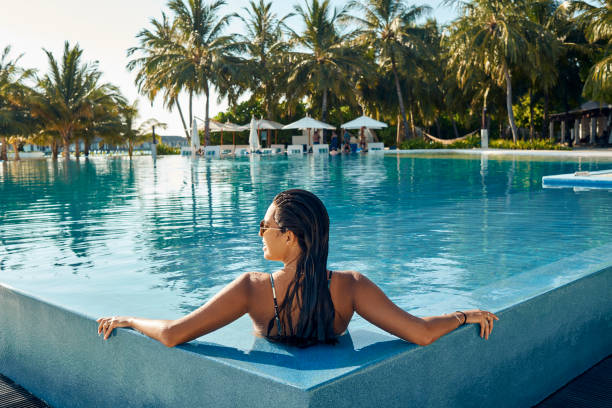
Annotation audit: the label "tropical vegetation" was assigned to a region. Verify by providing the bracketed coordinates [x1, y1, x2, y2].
[1, 0, 610, 160]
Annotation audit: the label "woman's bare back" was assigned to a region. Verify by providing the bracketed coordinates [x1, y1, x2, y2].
[247, 270, 355, 337]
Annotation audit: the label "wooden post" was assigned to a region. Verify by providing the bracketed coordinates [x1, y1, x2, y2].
[574, 119, 580, 144]
[561, 121, 566, 144]
[590, 117, 597, 145]
[549, 121, 554, 142]
[275, 130, 278, 145]
[221, 130, 224, 146]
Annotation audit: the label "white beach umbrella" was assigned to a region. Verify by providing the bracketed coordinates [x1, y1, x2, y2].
[249, 116, 260, 152]
[191, 118, 200, 147]
[341, 115, 388, 129]
[282, 116, 335, 131]
[282, 116, 335, 145]
[206, 119, 226, 132]
[256, 119, 284, 130]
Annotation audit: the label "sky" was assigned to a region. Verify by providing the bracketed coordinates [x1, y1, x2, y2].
[1, 0, 457, 136]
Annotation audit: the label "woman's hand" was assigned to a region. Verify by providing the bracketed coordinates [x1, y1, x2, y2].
[97, 316, 132, 340]
[463, 310, 499, 340]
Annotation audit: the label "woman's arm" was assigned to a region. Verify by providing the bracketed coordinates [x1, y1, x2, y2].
[351, 272, 498, 345]
[97, 272, 251, 347]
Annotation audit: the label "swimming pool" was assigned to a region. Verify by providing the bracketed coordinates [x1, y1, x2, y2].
[2, 153, 611, 408]
[1, 154, 611, 329]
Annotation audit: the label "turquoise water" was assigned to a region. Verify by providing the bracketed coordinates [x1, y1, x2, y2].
[1, 154, 611, 332]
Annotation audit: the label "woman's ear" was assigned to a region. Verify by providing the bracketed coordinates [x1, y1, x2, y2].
[286, 230, 296, 245]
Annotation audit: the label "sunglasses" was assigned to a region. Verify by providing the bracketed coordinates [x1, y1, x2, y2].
[259, 220, 284, 234]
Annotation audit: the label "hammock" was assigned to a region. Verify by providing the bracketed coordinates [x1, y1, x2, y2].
[421, 129, 479, 145]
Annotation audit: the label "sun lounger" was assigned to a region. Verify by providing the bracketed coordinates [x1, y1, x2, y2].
[368, 143, 384, 153]
[312, 144, 329, 155]
[287, 144, 304, 155]
[219, 145, 234, 155]
[271, 144, 285, 154]
[204, 146, 221, 158]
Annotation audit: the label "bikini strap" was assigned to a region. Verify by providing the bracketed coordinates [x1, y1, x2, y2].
[269, 274, 282, 336]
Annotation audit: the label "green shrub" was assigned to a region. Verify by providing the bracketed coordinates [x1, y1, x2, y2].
[399, 138, 443, 149]
[156, 143, 180, 155]
[397, 135, 569, 150]
[448, 134, 481, 148]
[489, 139, 570, 150]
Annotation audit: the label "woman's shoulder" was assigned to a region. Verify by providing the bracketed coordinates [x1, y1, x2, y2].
[330, 270, 364, 283]
[244, 271, 272, 284]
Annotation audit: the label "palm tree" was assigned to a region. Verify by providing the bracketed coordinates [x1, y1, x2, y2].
[236, 0, 292, 119]
[518, 0, 582, 140]
[570, 0, 612, 101]
[0, 45, 33, 161]
[129, 0, 238, 147]
[288, 0, 365, 122]
[118, 101, 167, 158]
[346, 0, 431, 141]
[446, 0, 541, 143]
[128, 12, 193, 141]
[30, 42, 121, 159]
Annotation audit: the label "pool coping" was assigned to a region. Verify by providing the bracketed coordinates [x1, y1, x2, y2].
[1, 242, 611, 407]
[542, 169, 612, 188]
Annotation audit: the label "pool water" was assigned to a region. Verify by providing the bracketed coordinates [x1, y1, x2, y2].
[1, 154, 611, 334]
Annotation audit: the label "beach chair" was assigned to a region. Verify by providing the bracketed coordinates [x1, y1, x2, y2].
[261, 148, 273, 155]
[271, 144, 285, 154]
[180, 146, 192, 156]
[287, 144, 304, 155]
[204, 146, 221, 158]
[234, 147, 249, 156]
[219, 145, 234, 156]
[312, 144, 329, 155]
[368, 143, 384, 153]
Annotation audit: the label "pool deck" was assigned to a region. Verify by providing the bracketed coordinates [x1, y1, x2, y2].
[2, 354, 610, 408]
[385, 147, 612, 158]
[0, 374, 49, 407]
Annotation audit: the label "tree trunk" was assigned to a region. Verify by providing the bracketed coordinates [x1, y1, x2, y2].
[396, 114, 402, 147]
[84, 139, 90, 157]
[75, 137, 81, 159]
[541, 91, 549, 142]
[129, 141, 134, 159]
[409, 108, 416, 139]
[189, 90, 193, 132]
[11, 141, 20, 161]
[452, 119, 460, 139]
[204, 86, 210, 147]
[435, 118, 441, 138]
[503, 63, 519, 143]
[529, 87, 534, 140]
[51, 139, 59, 160]
[63, 132, 71, 159]
[0, 137, 7, 161]
[321, 88, 328, 122]
[391, 55, 410, 141]
[176, 98, 191, 140]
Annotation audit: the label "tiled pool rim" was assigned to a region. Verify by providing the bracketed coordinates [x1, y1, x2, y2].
[1, 244, 611, 407]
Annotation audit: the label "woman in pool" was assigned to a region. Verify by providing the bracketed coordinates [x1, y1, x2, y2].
[97, 189, 498, 348]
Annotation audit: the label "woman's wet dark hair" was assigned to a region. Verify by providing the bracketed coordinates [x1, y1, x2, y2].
[266, 189, 338, 347]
